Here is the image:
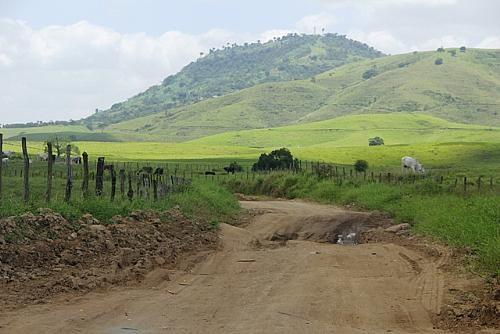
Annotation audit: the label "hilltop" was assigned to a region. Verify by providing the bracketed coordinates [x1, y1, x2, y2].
[83, 33, 383, 128]
[105, 48, 500, 141]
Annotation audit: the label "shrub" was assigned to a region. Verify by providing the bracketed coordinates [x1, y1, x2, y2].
[435, 58, 444, 65]
[252, 148, 299, 171]
[362, 68, 378, 80]
[224, 161, 243, 174]
[460, 46, 467, 52]
[368, 136, 385, 146]
[437, 47, 445, 52]
[354, 160, 369, 172]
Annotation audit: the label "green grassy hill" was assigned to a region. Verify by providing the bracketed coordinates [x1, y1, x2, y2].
[84, 33, 382, 128]
[107, 48, 500, 141]
[191, 113, 500, 148]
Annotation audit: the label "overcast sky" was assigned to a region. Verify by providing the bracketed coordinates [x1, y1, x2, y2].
[0, 0, 499, 124]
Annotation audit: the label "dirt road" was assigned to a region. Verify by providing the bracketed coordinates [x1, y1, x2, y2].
[0, 200, 493, 333]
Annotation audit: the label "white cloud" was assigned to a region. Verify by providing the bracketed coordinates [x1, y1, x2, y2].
[0, 19, 238, 123]
[296, 13, 337, 34]
[260, 29, 295, 42]
[477, 36, 500, 49]
[348, 30, 407, 54]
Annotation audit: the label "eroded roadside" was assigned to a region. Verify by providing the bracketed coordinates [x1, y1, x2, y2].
[0, 199, 498, 334]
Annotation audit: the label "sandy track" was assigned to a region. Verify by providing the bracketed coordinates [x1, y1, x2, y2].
[0, 200, 479, 333]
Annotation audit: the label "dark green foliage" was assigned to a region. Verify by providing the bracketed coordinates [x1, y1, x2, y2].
[252, 148, 297, 171]
[224, 161, 243, 174]
[437, 47, 445, 52]
[354, 160, 369, 172]
[435, 58, 444, 65]
[460, 46, 467, 52]
[83, 34, 384, 127]
[368, 136, 385, 146]
[362, 68, 378, 80]
[448, 50, 457, 57]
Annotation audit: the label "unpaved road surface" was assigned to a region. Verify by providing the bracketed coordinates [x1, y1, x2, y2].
[0, 200, 495, 333]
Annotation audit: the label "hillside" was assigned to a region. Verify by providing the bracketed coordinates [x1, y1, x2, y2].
[191, 113, 500, 148]
[107, 48, 500, 141]
[84, 33, 383, 128]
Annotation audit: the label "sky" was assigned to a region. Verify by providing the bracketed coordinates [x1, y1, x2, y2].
[0, 0, 499, 124]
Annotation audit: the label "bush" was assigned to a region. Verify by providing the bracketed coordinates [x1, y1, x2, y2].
[437, 47, 445, 52]
[460, 46, 466, 52]
[354, 160, 369, 173]
[368, 136, 385, 146]
[252, 148, 299, 171]
[224, 161, 243, 174]
[362, 68, 378, 80]
[435, 58, 444, 65]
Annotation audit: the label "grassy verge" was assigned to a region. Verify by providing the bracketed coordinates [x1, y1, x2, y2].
[0, 179, 240, 225]
[224, 173, 500, 276]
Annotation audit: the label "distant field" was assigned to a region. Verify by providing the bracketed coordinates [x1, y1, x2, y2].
[3, 114, 499, 174]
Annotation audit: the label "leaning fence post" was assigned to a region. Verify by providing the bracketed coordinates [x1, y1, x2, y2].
[82, 152, 89, 197]
[64, 145, 73, 202]
[0, 133, 3, 200]
[463, 176, 467, 192]
[46, 142, 53, 202]
[21, 137, 30, 203]
[96, 157, 105, 196]
[477, 176, 482, 192]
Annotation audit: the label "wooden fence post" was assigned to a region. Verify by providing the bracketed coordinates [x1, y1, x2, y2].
[82, 152, 89, 197]
[477, 176, 482, 192]
[110, 165, 116, 202]
[127, 172, 134, 201]
[463, 177, 467, 193]
[64, 145, 73, 202]
[46, 142, 53, 202]
[21, 137, 30, 203]
[119, 169, 126, 199]
[0, 133, 2, 200]
[96, 157, 105, 196]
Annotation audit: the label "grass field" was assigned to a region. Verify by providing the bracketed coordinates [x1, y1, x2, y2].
[3, 113, 500, 175]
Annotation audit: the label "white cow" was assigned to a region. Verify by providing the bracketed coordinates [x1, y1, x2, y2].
[37, 153, 49, 161]
[401, 156, 425, 174]
[1, 151, 14, 158]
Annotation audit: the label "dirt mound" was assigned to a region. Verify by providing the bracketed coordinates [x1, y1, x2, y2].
[0, 208, 218, 311]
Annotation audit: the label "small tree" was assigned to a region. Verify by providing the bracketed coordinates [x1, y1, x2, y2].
[368, 137, 385, 146]
[435, 58, 444, 65]
[354, 160, 369, 173]
[252, 148, 298, 171]
[460, 46, 467, 52]
[362, 68, 378, 80]
[44, 136, 80, 158]
[437, 47, 445, 52]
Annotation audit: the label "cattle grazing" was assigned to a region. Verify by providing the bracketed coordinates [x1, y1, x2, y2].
[154, 168, 164, 175]
[71, 157, 82, 164]
[37, 153, 49, 161]
[401, 156, 425, 174]
[141, 166, 154, 174]
[1, 151, 14, 159]
[205, 171, 216, 176]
